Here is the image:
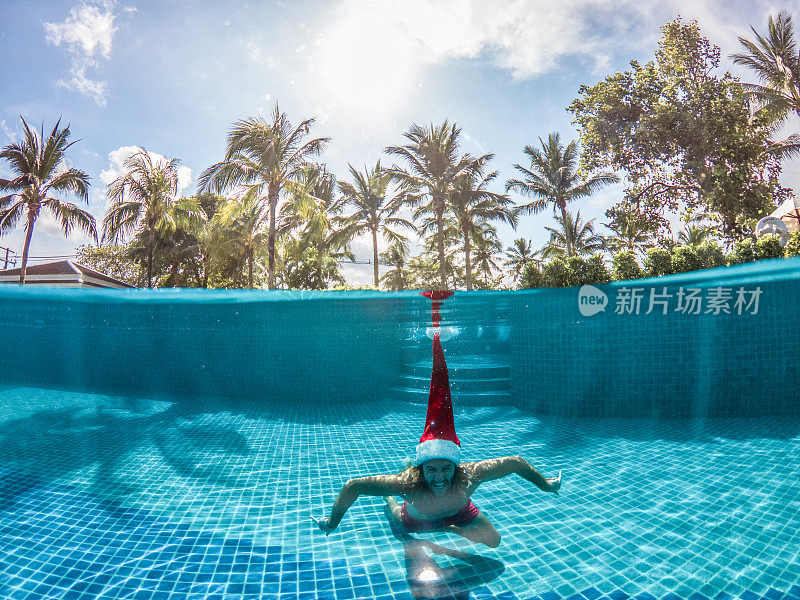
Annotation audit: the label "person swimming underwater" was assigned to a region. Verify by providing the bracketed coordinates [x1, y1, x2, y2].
[315, 333, 562, 548]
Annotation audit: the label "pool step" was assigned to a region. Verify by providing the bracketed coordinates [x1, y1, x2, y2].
[403, 356, 510, 380]
[392, 353, 511, 406]
[389, 386, 512, 405]
[395, 374, 510, 394]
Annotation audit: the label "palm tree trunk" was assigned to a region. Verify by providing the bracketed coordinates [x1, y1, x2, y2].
[558, 201, 573, 257]
[464, 231, 472, 291]
[19, 210, 37, 285]
[371, 227, 379, 288]
[435, 196, 446, 289]
[268, 187, 278, 290]
[147, 235, 154, 288]
[248, 247, 254, 289]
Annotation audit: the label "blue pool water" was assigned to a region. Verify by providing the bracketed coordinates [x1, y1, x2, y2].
[0, 387, 798, 600]
[1, 258, 800, 599]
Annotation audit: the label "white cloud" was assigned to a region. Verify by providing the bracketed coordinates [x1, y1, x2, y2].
[0, 120, 18, 142]
[44, 2, 116, 58]
[57, 60, 108, 106]
[329, 0, 648, 81]
[44, 1, 119, 105]
[100, 146, 194, 205]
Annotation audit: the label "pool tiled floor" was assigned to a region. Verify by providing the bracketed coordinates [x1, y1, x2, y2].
[0, 387, 798, 599]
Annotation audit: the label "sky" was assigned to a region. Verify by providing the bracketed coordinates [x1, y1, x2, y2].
[1, 0, 798, 285]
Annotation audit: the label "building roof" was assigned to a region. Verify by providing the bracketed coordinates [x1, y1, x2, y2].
[0, 260, 135, 288]
[769, 197, 800, 232]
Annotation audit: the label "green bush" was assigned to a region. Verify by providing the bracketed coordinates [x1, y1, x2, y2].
[785, 231, 800, 258]
[671, 245, 703, 273]
[756, 234, 784, 259]
[520, 263, 543, 288]
[586, 254, 612, 284]
[729, 238, 758, 265]
[644, 247, 672, 277]
[695, 240, 726, 269]
[611, 250, 642, 281]
[565, 256, 588, 286]
[542, 258, 571, 287]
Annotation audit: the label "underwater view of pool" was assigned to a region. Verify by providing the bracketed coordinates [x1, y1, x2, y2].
[1, 258, 800, 599]
[0, 386, 798, 600]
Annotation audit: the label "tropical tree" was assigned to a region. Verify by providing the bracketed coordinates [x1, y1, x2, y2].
[211, 194, 269, 289]
[0, 117, 97, 283]
[471, 223, 504, 288]
[677, 224, 716, 247]
[542, 210, 605, 259]
[733, 11, 800, 125]
[338, 160, 413, 287]
[505, 132, 618, 257]
[503, 238, 539, 284]
[379, 240, 411, 291]
[570, 19, 793, 240]
[386, 121, 474, 288]
[449, 156, 516, 290]
[604, 210, 654, 255]
[103, 148, 199, 288]
[732, 11, 800, 162]
[198, 104, 330, 288]
[278, 164, 352, 289]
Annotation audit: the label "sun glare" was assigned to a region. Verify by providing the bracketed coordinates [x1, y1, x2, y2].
[317, 13, 419, 113]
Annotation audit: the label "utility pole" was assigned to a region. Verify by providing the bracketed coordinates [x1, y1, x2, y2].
[0, 246, 17, 269]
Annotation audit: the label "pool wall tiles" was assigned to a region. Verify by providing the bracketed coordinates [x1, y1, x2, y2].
[508, 258, 800, 417]
[0, 292, 408, 406]
[1, 256, 799, 417]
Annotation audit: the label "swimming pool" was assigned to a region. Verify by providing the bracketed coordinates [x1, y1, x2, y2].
[1, 259, 799, 600]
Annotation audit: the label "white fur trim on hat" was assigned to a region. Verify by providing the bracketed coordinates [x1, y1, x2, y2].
[415, 438, 460, 466]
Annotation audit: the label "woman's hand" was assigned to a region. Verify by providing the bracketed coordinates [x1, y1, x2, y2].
[313, 516, 337, 535]
[545, 470, 562, 494]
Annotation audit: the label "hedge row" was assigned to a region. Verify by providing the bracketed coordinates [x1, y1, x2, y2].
[521, 232, 800, 288]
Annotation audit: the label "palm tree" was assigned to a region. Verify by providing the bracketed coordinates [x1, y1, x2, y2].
[211, 194, 270, 289]
[198, 104, 330, 288]
[103, 148, 199, 288]
[0, 117, 97, 283]
[733, 11, 800, 125]
[542, 210, 605, 259]
[278, 164, 352, 289]
[338, 161, 414, 287]
[386, 121, 473, 288]
[503, 238, 539, 284]
[506, 132, 618, 256]
[677, 224, 716, 247]
[449, 156, 516, 290]
[604, 211, 654, 255]
[379, 240, 411, 291]
[471, 223, 503, 288]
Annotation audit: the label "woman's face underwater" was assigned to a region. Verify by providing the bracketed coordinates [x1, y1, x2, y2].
[422, 459, 456, 496]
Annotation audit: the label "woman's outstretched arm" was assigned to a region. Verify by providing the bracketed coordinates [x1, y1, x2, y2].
[316, 474, 407, 534]
[468, 456, 562, 493]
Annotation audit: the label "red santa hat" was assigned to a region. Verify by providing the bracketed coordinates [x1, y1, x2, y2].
[415, 332, 460, 466]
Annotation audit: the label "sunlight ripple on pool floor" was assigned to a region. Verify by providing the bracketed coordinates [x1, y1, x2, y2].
[0, 387, 799, 600]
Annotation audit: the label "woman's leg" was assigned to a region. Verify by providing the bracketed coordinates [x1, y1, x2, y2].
[447, 513, 501, 548]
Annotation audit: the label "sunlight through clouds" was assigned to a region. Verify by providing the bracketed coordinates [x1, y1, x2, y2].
[323, 0, 649, 83]
[316, 7, 420, 113]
